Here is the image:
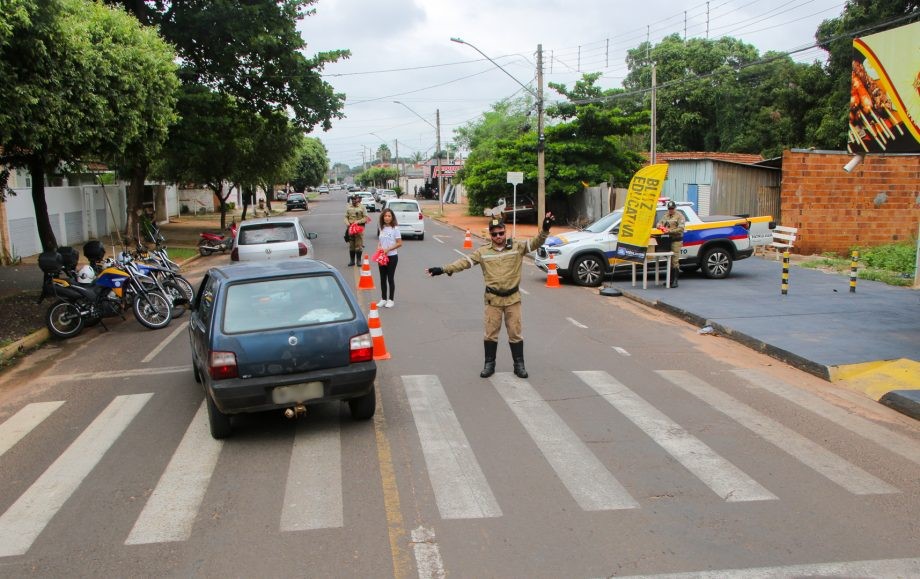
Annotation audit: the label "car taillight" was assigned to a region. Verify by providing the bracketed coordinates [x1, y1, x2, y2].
[209, 351, 238, 379]
[230, 248, 239, 261]
[740, 220, 751, 230]
[350, 332, 373, 363]
[418, 212, 424, 220]
[298, 242, 308, 256]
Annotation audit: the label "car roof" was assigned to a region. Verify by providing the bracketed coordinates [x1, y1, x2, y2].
[208, 259, 337, 282]
[237, 216, 302, 226]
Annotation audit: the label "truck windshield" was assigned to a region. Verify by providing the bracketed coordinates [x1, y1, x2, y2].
[585, 209, 623, 233]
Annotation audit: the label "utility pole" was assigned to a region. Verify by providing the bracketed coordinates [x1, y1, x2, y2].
[394, 139, 400, 193]
[537, 43, 546, 224]
[651, 64, 657, 165]
[436, 109, 444, 215]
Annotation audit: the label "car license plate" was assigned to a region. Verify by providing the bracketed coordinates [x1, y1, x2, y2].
[272, 381, 324, 404]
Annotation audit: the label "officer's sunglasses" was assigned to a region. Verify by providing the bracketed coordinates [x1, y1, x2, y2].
[490, 230, 506, 237]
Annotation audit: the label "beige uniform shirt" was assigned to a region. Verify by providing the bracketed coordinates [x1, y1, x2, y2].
[442, 229, 549, 306]
[658, 211, 686, 238]
[344, 205, 367, 226]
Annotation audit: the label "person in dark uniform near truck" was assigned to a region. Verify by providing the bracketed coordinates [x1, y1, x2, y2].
[426, 212, 554, 379]
[656, 200, 686, 287]
[344, 194, 370, 266]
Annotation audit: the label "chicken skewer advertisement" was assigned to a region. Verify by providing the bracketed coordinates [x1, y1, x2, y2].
[848, 20, 920, 154]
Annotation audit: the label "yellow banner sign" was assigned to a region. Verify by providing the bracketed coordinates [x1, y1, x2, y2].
[615, 163, 668, 263]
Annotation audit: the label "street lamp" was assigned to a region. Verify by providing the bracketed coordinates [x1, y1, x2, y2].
[451, 37, 545, 224]
[393, 100, 443, 214]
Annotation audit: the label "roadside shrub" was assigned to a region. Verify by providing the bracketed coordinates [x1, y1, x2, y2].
[855, 242, 914, 274]
[180, 204, 190, 215]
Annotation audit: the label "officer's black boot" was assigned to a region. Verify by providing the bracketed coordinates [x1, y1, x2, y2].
[670, 268, 679, 288]
[347, 250, 356, 266]
[510, 341, 528, 379]
[480, 340, 497, 378]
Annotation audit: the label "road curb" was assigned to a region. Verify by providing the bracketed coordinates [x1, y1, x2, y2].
[0, 327, 50, 365]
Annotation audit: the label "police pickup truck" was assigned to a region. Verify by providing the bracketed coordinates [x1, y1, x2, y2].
[534, 200, 773, 287]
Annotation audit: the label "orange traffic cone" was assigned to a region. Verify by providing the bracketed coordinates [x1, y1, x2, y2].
[358, 255, 375, 290]
[368, 302, 391, 360]
[463, 229, 473, 249]
[546, 253, 560, 288]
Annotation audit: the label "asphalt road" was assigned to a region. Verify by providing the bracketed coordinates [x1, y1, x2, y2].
[0, 191, 917, 577]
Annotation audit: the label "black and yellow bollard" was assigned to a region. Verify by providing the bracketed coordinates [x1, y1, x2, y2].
[781, 251, 789, 295]
[850, 250, 859, 293]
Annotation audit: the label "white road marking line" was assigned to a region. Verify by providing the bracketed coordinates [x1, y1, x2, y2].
[575, 371, 777, 502]
[566, 317, 588, 329]
[0, 401, 65, 459]
[433, 234, 451, 245]
[490, 372, 639, 511]
[411, 526, 446, 579]
[612, 347, 630, 356]
[0, 394, 152, 557]
[34, 365, 190, 384]
[403, 375, 501, 519]
[280, 419, 343, 531]
[141, 321, 189, 363]
[658, 370, 899, 495]
[520, 288, 529, 295]
[125, 401, 222, 544]
[732, 368, 920, 467]
[611, 556, 920, 578]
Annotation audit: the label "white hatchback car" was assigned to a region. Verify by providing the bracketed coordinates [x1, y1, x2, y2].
[382, 199, 424, 240]
[231, 216, 318, 262]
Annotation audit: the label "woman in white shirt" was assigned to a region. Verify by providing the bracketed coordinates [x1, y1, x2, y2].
[375, 208, 403, 308]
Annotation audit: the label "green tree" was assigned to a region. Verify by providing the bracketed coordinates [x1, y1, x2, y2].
[290, 137, 329, 192]
[375, 144, 392, 162]
[0, 0, 178, 251]
[109, 0, 349, 229]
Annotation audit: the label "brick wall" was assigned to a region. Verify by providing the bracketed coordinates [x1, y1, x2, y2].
[781, 150, 920, 255]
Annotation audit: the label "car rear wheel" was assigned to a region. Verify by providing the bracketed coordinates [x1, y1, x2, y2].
[701, 246, 733, 279]
[571, 254, 605, 287]
[348, 385, 376, 420]
[417, 233, 424, 241]
[205, 390, 232, 439]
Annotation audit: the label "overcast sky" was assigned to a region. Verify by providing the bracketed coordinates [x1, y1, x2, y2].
[298, 0, 847, 169]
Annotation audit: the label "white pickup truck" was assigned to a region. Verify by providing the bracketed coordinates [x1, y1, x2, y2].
[534, 200, 774, 287]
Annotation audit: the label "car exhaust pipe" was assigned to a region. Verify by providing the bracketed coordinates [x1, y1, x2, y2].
[284, 404, 307, 419]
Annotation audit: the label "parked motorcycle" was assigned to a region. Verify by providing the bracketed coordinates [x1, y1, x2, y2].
[38, 241, 174, 339]
[134, 233, 195, 305]
[198, 221, 238, 256]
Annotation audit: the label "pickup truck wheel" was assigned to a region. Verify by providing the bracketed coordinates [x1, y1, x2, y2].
[701, 246, 733, 279]
[571, 254, 605, 287]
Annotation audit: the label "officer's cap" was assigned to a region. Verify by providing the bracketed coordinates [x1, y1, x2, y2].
[488, 217, 505, 231]
[667, 201, 676, 209]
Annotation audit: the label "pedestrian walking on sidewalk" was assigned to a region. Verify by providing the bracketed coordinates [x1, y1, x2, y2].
[375, 208, 402, 308]
[344, 194, 370, 266]
[426, 213, 554, 379]
[656, 200, 685, 287]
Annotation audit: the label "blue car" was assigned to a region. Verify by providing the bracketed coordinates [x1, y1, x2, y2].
[188, 260, 377, 438]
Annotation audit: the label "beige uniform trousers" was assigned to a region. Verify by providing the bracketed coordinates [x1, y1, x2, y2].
[669, 239, 682, 268]
[484, 301, 522, 342]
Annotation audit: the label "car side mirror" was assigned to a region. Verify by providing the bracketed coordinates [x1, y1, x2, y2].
[307, 232, 318, 240]
[612, 228, 619, 234]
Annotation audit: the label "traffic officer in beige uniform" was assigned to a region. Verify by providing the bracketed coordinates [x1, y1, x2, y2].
[426, 212, 554, 379]
[656, 200, 686, 287]
[344, 194, 370, 266]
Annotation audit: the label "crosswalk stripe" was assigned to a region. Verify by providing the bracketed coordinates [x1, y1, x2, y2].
[125, 401, 223, 544]
[658, 370, 899, 495]
[403, 375, 501, 519]
[0, 401, 65, 459]
[490, 372, 640, 511]
[611, 556, 920, 578]
[732, 368, 920, 467]
[280, 419, 343, 531]
[575, 371, 777, 502]
[0, 393, 152, 557]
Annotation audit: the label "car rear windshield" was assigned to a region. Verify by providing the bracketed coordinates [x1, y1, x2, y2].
[238, 223, 297, 245]
[389, 202, 418, 212]
[223, 274, 355, 333]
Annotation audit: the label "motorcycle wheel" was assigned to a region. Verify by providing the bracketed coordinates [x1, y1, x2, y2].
[45, 300, 84, 339]
[197, 239, 215, 256]
[132, 290, 173, 329]
[172, 276, 195, 302]
[163, 281, 188, 318]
